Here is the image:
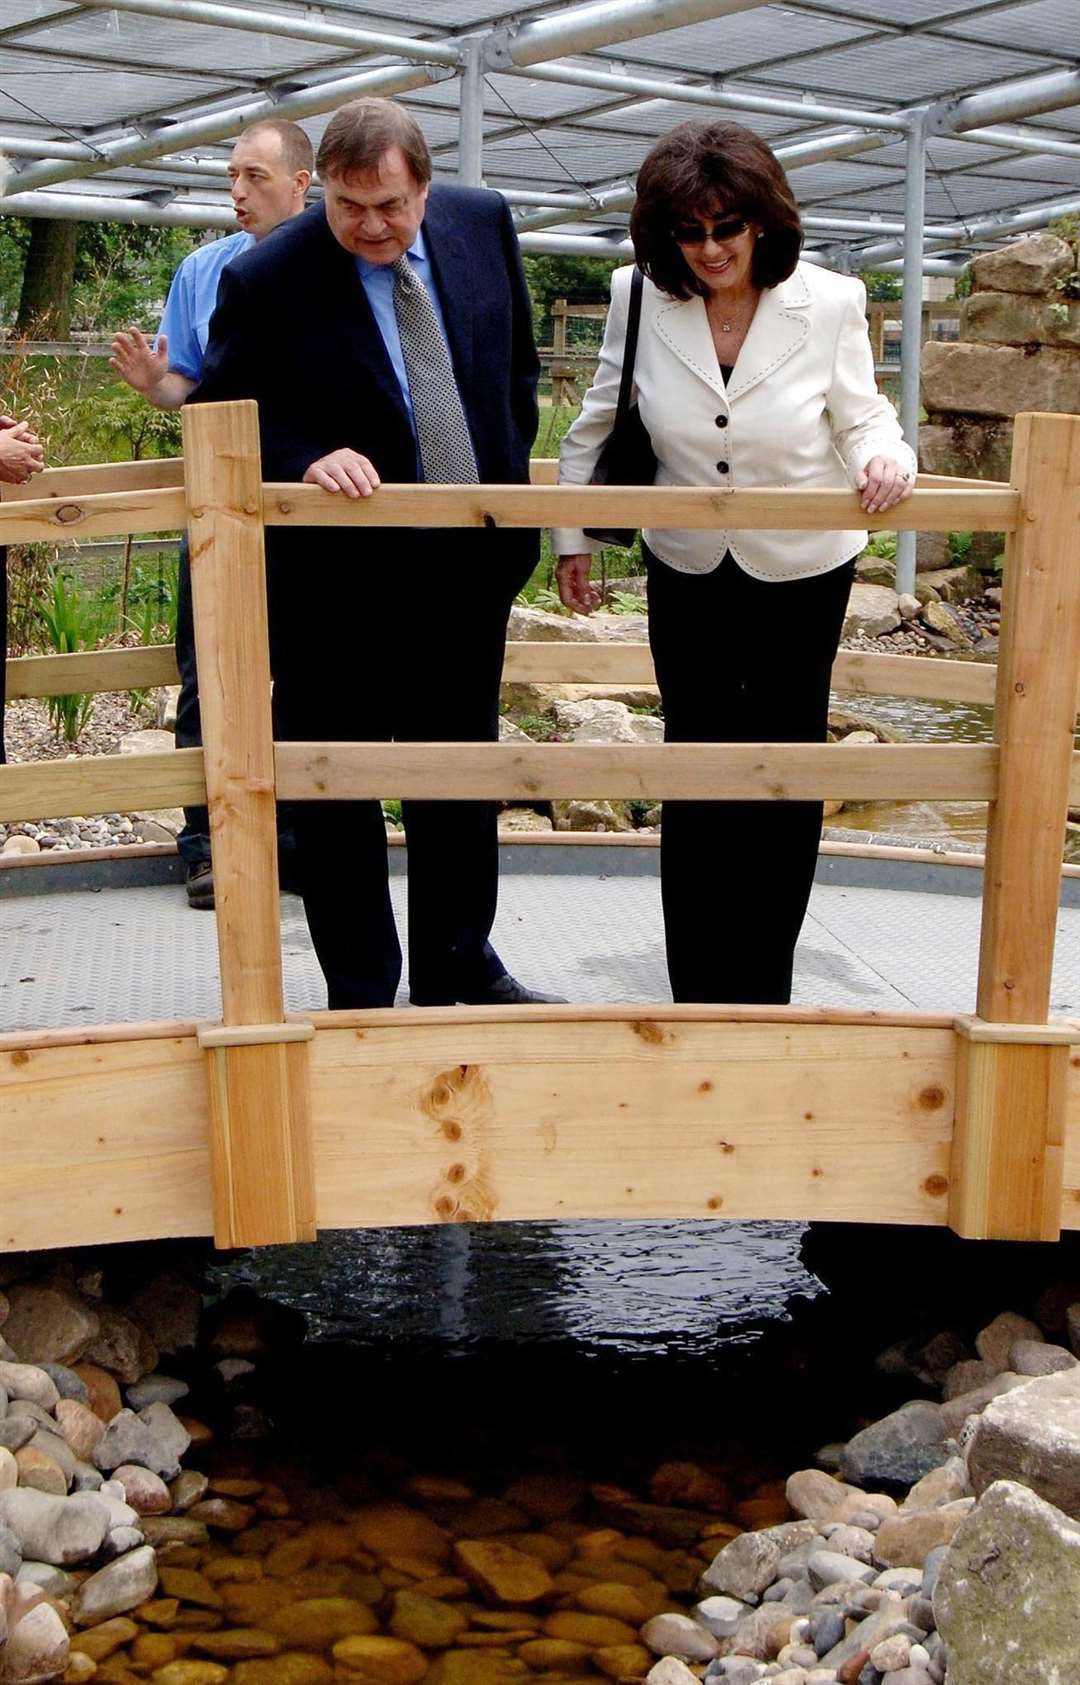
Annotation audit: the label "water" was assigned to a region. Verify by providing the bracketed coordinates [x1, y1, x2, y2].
[829, 684, 1080, 863]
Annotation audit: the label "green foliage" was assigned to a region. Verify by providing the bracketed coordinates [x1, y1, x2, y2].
[949, 266, 974, 301]
[860, 270, 902, 302]
[604, 588, 646, 614]
[523, 253, 619, 319]
[864, 531, 897, 561]
[948, 530, 973, 561]
[382, 800, 402, 826]
[36, 569, 112, 743]
[508, 711, 561, 743]
[92, 385, 183, 460]
[1048, 212, 1080, 243]
[0, 218, 200, 333]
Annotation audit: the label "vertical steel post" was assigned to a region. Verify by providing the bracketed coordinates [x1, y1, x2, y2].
[458, 38, 485, 187]
[895, 110, 927, 600]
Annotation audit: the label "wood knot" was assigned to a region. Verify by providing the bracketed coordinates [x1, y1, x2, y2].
[918, 1085, 947, 1111]
[923, 1174, 949, 1198]
[632, 1020, 664, 1045]
[53, 503, 84, 525]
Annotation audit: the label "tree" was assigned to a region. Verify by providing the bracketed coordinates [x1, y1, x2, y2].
[860, 269, 902, 302]
[16, 219, 78, 338]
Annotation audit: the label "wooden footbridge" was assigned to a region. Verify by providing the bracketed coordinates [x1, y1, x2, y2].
[1, 404, 1079, 1254]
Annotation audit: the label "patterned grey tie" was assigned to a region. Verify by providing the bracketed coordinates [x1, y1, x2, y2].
[391, 254, 479, 484]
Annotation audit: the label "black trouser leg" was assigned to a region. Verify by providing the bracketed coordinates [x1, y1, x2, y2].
[0, 546, 7, 767]
[645, 548, 855, 1005]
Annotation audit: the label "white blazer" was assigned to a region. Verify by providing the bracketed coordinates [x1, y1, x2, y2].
[554, 261, 917, 582]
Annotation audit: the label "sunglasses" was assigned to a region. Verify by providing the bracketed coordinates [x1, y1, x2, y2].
[670, 216, 751, 246]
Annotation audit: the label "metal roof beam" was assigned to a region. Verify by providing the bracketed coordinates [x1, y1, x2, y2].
[1, 62, 457, 197]
[855, 192, 1080, 265]
[74, 0, 462, 67]
[929, 67, 1080, 135]
[0, 189, 235, 228]
[484, 0, 772, 71]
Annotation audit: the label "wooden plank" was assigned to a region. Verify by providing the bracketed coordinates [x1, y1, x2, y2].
[950, 1039, 1068, 1240]
[6, 645, 179, 700]
[263, 483, 1019, 534]
[0, 487, 185, 544]
[182, 398, 313, 1246]
[0, 748, 205, 822]
[977, 414, 1080, 1024]
[308, 1018, 956, 1228]
[0, 459, 183, 500]
[275, 740, 998, 804]
[198, 1022, 315, 1049]
[954, 1015, 1080, 1046]
[833, 649, 997, 708]
[0, 1033, 213, 1251]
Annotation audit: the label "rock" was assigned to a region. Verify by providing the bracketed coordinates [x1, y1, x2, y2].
[451, 1538, 553, 1604]
[552, 798, 635, 833]
[0, 1421, 35, 1455]
[650, 1461, 730, 1512]
[168, 1473, 208, 1513]
[1010, 1338, 1076, 1377]
[975, 1311, 1043, 1370]
[70, 1544, 158, 1625]
[0, 1490, 109, 1566]
[943, 1358, 998, 1399]
[786, 1471, 858, 1524]
[934, 1479, 1080, 1682]
[962, 289, 1080, 349]
[594, 1644, 653, 1680]
[0, 1597, 69, 1683]
[125, 1378, 189, 1412]
[119, 730, 175, 757]
[1, 836, 40, 856]
[873, 1501, 973, 1566]
[806, 1550, 876, 1590]
[349, 1505, 450, 1564]
[93, 1411, 180, 1481]
[157, 1570, 222, 1610]
[151, 1666, 228, 1685]
[265, 1599, 379, 1649]
[819, 1604, 925, 1673]
[69, 1620, 140, 1661]
[940, 1373, 1030, 1435]
[0, 1367, 59, 1414]
[188, 1634, 281, 1661]
[843, 583, 900, 639]
[331, 1636, 427, 1682]
[0, 1520, 19, 1577]
[102, 1526, 145, 1559]
[966, 1364, 1080, 1518]
[72, 1369, 122, 1425]
[640, 1612, 718, 1662]
[914, 532, 950, 571]
[542, 1611, 639, 1648]
[82, 1310, 157, 1388]
[552, 697, 663, 745]
[923, 565, 984, 606]
[185, 1499, 252, 1532]
[124, 1279, 202, 1359]
[55, 1401, 105, 1463]
[970, 233, 1075, 295]
[701, 1529, 782, 1600]
[508, 604, 648, 644]
[388, 1589, 467, 1648]
[14, 1447, 67, 1496]
[231, 1660, 331, 1685]
[921, 341, 1080, 420]
[0, 1449, 16, 1492]
[646, 1663, 699, 1685]
[141, 1518, 208, 1548]
[839, 1402, 950, 1488]
[111, 1466, 171, 1516]
[919, 417, 1014, 483]
[897, 593, 920, 621]
[16, 1563, 72, 1597]
[70, 1464, 103, 1493]
[695, 1595, 748, 1638]
[494, 808, 552, 832]
[920, 600, 973, 650]
[0, 1288, 100, 1368]
[900, 1458, 969, 1512]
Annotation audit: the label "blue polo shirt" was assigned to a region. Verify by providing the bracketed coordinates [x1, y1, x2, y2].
[354, 227, 452, 444]
[158, 231, 254, 380]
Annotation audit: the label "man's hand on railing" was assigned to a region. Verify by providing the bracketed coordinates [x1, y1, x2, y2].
[0, 420, 44, 485]
[302, 448, 381, 499]
[556, 552, 602, 615]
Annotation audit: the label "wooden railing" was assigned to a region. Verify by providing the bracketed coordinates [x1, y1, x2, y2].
[1, 407, 1079, 1255]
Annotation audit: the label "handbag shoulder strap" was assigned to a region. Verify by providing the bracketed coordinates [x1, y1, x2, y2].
[614, 266, 645, 423]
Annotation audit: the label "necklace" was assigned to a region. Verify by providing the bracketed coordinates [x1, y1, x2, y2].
[709, 291, 758, 335]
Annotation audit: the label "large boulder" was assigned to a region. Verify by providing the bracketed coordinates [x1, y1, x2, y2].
[551, 698, 662, 745]
[507, 605, 648, 644]
[921, 341, 1080, 420]
[0, 1491, 109, 1567]
[962, 290, 1080, 350]
[0, 1288, 99, 1368]
[0, 1597, 70, 1683]
[842, 582, 900, 639]
[919, 417, 1014, 484]
[967, 1364, 1080, 1518]
[934, 1479, 1080, 1683]
[970, 233, 1075, 295]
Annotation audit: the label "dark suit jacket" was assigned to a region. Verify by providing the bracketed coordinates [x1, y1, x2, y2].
[191, 186, 539, 550]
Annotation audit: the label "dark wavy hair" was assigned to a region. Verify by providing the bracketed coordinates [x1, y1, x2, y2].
[630, 120, 803, 300]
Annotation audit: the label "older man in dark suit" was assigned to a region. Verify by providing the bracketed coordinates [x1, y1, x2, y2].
[192, 97, 562, 1011]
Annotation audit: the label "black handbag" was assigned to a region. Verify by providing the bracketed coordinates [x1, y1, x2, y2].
[583, 266, 657, 549]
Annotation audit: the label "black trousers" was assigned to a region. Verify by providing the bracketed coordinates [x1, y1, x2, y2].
[173, 535, 209, 865]
[645, 547, 855, 1005]
[268, 529, 536, 1010]
[0, 547, 6, 765]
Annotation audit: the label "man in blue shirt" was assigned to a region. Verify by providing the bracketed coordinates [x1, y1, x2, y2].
[111, 119, 313, 907]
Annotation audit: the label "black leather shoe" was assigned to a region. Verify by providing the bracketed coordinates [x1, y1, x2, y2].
[185, 860, 215, 910]
[458, 974, 567, 1006]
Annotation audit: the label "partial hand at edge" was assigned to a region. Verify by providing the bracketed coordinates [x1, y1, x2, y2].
[556, 553, 602, 615]
[302, 449, 381, 499]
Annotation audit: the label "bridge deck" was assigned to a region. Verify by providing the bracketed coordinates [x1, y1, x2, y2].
[3, 846, 1079, 1034]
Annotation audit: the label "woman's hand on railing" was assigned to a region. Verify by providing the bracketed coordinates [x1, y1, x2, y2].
[302, 448, 381, 499]
[556, 553, 602, 615]
[0, 420, 44, 485]
[856, 455, 915, 515]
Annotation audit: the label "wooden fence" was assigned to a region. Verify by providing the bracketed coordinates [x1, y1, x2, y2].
[1, 406, 1079, 1256]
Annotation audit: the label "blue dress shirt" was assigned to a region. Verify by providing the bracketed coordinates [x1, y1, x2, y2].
[355, 228, 453, 450]
[158, 231, 254, 381]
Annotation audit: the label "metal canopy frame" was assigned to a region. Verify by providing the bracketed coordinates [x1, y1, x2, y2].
[0, 0, 1078, 594]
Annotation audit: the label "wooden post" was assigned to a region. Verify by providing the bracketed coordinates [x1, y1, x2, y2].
[552, 298, 568, 406]
[181, 399, 315, 1247]
[950, 412, 1080, 1240]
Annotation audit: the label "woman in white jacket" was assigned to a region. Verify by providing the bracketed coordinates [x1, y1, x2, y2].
[555, 120, 916, 1005]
